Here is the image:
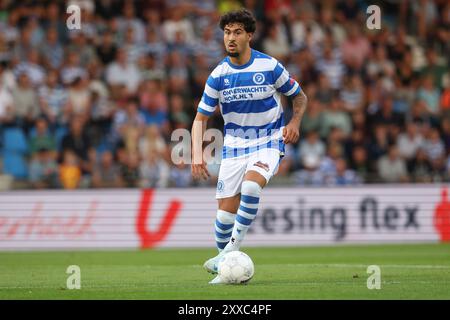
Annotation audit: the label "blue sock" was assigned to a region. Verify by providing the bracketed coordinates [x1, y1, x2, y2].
[225, 181, 262, 251]
[215, 209, 235, 252]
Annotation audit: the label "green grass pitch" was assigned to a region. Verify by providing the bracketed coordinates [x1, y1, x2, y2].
[0, 243, 449, 299]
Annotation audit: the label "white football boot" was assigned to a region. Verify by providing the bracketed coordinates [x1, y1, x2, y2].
[203, 251, 226, 274]
[204, 238, 239, 274]
[208, 275, 225, 284]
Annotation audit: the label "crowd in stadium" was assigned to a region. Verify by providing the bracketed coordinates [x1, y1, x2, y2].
[0, 0, 449, 189]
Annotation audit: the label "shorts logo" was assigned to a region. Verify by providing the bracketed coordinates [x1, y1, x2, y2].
[253, 73, 265, 85]
[217, 180, 225, 192]
[254, 161, 270, 172]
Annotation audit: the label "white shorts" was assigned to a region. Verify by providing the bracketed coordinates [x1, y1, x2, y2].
[215, 148, 284, 199]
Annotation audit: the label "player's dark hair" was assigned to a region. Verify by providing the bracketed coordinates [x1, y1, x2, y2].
[219, 9, 256, 33]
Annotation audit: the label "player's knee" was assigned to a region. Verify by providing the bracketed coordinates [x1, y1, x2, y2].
[218, 195, 241, 212]
[241, 180, 262, 197]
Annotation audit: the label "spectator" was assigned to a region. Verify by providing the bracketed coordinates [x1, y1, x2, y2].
[11, 73, 39, 133]
[341, 23, 371, 71]
[162, 7, 195, 44]
[169, 94, 190, 129]
[368, 124, 390, 162]
[29, 147, 59, 189]
[0, 68, 14, 125]
[139, 149, 170, 188]
[119, 152, 141, 188]
[297, 130, 326, 169]
[169, 160, 192, 188]
[61, 117, 93, 174]
[328, 158, 361, 186]
[315, 73, 334, 104]
[417, 74, 441, 118]
[111, 97, 146, 148]
[410, 148, 432, 182]
[423, 127, 445, 161]
[316, 42, 345, 90]
[39, 28, 64, 69]
[397, 122, 425, 161]
[67, 31, 98, 68]
[117, 2, 146, 44]
[301, 98, 323, 135]
[350, 145, 370, 182]
[294, 153, 324, 186]
[366, 45, 396, 81]
[420, 48, 447, 89]
[60, 52, 88, 86]
[320, 97, 352, 139]
[59, 150, 82, 189]
[105, 49, 141, 95]
[91, 150, 123, 188]
[14, 49, 46, 87]
[67, 77, 92, 121]
[96, 30, 118, 66]
[340, 74, 365, 113]
[38, 70, 69, 126]
[317, 143, 343, 184]
[29, 117, 57, 155]
[262, 20, 290, 62]
[377, 145, 409, 183]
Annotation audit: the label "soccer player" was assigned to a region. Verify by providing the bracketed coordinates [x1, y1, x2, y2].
[191, 9, 308, 284]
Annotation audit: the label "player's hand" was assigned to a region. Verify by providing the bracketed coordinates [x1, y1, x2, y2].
[191, 162, 211, 180]
[282, 122, 300, 144]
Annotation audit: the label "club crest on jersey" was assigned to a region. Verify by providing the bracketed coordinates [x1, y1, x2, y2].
[224, 78, 230, 86]
[253, 73, 265, 85]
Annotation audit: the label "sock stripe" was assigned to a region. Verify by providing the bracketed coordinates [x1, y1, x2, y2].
[215, 220, 234, 230]
[240, 202, 259, 209]
[215, 225, 233, 234]
[241, 195, 259, 204]
[215, 231, 232, 239]
[215, 235, 230, 242]
[238, 205, 258, 215]
[216, 241, 227, 249]
[236, 214, 253, 226]
[236, 210, 256, 220]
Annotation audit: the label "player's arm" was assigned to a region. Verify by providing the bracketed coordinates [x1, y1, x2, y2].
[191, 74, 220, 180]
[283, 89, 307, 144]
[191, 111, 211, 180]
[273, 61, 308, 144]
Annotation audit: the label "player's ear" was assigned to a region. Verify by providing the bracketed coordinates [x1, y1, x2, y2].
[247, 32, 253, 42]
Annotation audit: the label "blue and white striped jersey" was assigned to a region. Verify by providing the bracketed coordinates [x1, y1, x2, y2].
[197, 49, 301, 159]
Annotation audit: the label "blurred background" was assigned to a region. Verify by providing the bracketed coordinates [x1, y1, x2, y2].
[0, 0, 448, 191]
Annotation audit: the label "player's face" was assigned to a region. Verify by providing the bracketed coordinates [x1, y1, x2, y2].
[224, 23, 252, 57]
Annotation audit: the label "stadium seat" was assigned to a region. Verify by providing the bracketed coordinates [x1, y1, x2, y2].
[2, 127, 28, 154]
[2, 151, 28, 179]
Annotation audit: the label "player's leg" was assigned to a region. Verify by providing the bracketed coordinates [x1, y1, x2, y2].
[208, 150, 281, 284]
[215, 195, 240, 251]
[223, 148, 282, 252]
[204, 157, 246, 275]
[204, 195, 240, 280]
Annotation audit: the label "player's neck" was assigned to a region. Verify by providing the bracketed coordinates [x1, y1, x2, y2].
[229, 47, 252, 66]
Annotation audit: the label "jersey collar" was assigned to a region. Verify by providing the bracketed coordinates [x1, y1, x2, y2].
[226, 49, 255, 70]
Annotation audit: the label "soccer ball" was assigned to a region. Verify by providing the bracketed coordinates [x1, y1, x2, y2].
[218, 251, 255, 284]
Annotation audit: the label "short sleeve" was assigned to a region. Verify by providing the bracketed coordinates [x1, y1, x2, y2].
[273, 62, 301, 97]
[197, 75, 220, 116]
